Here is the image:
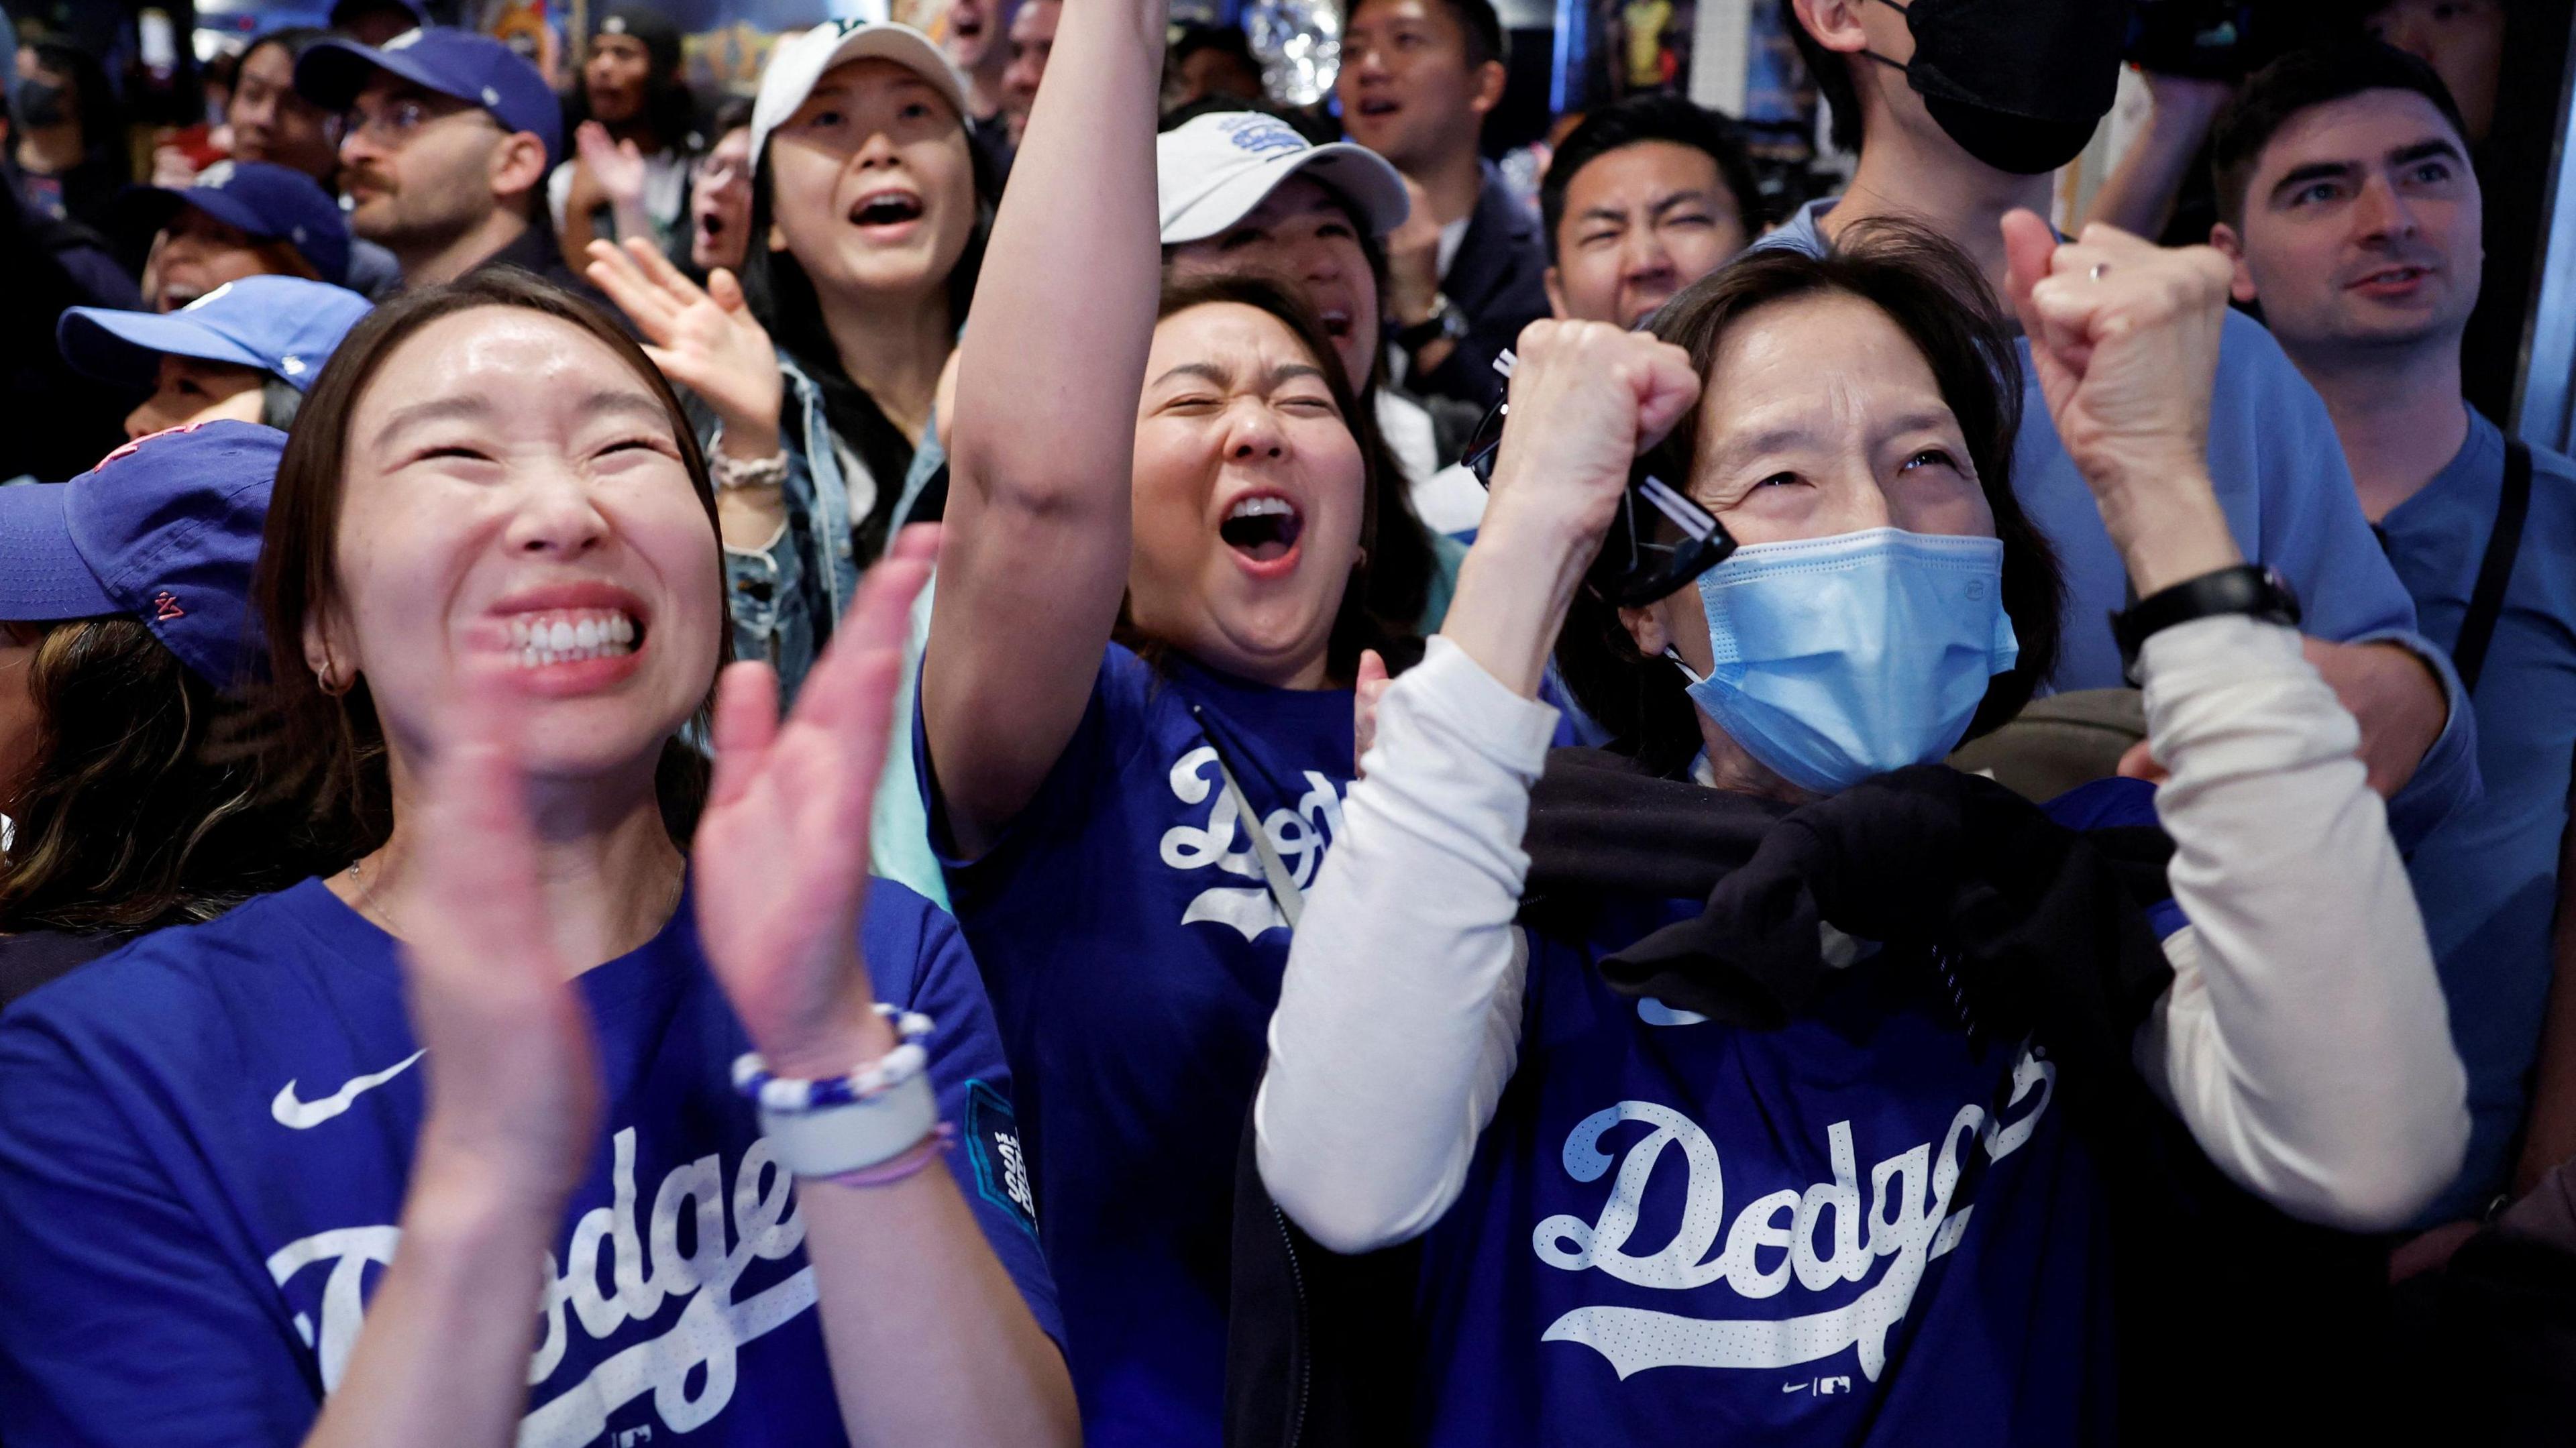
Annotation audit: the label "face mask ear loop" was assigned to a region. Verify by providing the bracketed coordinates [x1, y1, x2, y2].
[1662, 645, 1707, 687]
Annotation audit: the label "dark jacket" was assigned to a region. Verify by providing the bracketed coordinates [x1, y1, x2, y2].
[1404, 160, 1548, 408]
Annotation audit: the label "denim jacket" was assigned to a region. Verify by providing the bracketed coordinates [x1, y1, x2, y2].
[714, 353, 947, 704]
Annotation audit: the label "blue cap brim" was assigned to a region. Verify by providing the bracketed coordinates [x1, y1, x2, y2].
[0, 483, 119, 622]
[56, 308, 274, 390]
[295, 36, 458, 112]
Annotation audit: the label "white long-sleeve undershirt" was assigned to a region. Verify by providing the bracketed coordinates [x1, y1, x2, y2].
[1256, 620, 2470, 1254]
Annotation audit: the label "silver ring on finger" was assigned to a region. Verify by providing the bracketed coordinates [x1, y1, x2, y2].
[2089, 262, 2110, 282]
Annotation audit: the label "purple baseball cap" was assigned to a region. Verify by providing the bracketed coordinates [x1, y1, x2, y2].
[123, 160, 355, 288]
[296, 25, 564, 170]
[0, 421, 286, 691]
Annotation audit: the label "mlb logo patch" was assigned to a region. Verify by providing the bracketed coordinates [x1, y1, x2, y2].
[965, 1079, 1038, 1238]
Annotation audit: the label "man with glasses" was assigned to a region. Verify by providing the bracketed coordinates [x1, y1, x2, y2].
[293, 27, 570, 290]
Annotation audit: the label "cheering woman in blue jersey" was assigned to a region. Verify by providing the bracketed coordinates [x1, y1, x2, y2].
[1256, 216, 2471, 1443]
[0, 271, 1073, 1447]
[915, 0, 1432, 1438]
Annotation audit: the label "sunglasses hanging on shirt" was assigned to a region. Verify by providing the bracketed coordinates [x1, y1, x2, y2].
[1462, 350, 1738, 609]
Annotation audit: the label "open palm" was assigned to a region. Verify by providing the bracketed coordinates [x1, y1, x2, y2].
[586, 237, 784, 443]
[692, 526, 938, 1076]
[398, 651, 603, 1192]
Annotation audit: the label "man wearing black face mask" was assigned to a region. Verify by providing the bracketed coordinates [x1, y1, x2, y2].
[1778, 0, 2479, 852]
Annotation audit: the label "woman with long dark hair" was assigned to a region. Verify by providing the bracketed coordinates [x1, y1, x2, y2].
[0, 424, 338, 1007]
[916, 0, 1436, 1438]
[586, 19, 995, 704]
[1255, 217, 2470, 1441]
[0, 270, 1073, 1447]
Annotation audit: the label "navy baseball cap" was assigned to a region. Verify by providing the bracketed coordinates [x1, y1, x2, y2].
[296, 26, 564, 169]
[125, 160, 354, 286]
[0, 421, 286, 691]
[58, 276, 373, 394]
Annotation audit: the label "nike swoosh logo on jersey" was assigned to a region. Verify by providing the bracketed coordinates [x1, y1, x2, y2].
[271, 1050, 425, 1129]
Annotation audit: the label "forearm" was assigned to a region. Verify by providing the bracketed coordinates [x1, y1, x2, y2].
[302, 1143, 564, 1448]
[1439, 508, 1595, 697]
[1257, 638, 1557, 1251]
[2135, 616, 2467, 1230]
[2082, 87, 2222, 237]
[945, 0, 1162, 507]
[801, 1172, 1077, 1446]
[927, 0, 1163, 844]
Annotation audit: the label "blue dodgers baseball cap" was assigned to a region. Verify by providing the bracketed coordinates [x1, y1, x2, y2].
[0, 421, 286, 691]
[296, 25, 564, 169]
[124, 160, 354, 286]
[57, 276, 374, 394]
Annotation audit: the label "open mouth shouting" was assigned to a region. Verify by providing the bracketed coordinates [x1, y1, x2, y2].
[1354, 96, 1401, 122]
[849, 186, 927, 237]
[1221, 494, 1307, 574]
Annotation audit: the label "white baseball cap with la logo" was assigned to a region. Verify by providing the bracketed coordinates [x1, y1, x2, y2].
[1155, 111, 1411, 246]
[750, 14, 972, 166]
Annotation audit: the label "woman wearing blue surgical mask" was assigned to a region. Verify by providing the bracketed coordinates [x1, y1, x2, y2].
[1250, 215, 2471, 1443]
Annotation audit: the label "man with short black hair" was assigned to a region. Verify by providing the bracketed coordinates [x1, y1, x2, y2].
[1538, 93, 1756, 328]
[1337, 0, 1547, 404]
[1778, 0, 2477, 847]
[294, 26, 570, 290]
[2211, 39, 2576, 1235]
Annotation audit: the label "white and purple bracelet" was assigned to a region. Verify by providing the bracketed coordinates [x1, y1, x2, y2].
[735, 1007, 943, 1179]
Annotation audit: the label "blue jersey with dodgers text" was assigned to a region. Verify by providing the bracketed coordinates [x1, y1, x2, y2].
[0, 877, 1059, 1448]
[920, 642, 1354, 1448]
[1411, 785, 2180, 1446]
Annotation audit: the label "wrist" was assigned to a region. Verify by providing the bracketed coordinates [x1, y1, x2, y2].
[756, 989, 903, 1082]
[406, 1131, 578, 1231]
[2088, 471, 2241, 596]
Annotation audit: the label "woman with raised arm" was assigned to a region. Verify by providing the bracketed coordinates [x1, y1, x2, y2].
[1254, 217, 2470, 1442]
[0, 271, 1073, 1448]
[585, 18, 996, 704]
[916, 0, 1419, 1439]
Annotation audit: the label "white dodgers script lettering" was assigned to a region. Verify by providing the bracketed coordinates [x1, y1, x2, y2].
[266, 1127, 815, 1445]
[1534, 1044, 2056, 1382]
[1158, 745, 1345, 941]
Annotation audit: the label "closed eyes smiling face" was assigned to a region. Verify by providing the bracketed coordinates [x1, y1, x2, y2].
[322, 306, 724, 781]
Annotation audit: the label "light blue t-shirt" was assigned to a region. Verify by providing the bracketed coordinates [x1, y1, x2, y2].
[2379, 410, 2576, 1221]
[1760, 200, 2479, 847]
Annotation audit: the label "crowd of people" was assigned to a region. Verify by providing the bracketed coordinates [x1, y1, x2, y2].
[0, 0, 2571, 1443]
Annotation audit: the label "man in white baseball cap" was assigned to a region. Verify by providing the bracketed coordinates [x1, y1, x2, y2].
[1157, 105, 1487, 537]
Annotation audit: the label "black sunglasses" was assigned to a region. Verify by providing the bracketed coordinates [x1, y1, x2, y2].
[1462, 353, 1737, 608]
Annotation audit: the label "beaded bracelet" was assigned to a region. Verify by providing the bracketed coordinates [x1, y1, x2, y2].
[731, 1005, 934, 1113]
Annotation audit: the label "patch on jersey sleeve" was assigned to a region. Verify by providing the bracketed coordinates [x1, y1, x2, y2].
[965, 1079, 1038, 1238]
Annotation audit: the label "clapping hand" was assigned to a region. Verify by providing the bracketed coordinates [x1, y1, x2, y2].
[691, 524, 940, 1078]
[574, 121, 650, 212]
[398, 636, 602, 1198]
[586, 237, 785, 452]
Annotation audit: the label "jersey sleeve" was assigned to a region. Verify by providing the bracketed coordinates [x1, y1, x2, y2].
[0, 1006, 320, 1447]
[881, 891, 1065, 1354]
[912, 641, 1157, 878]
